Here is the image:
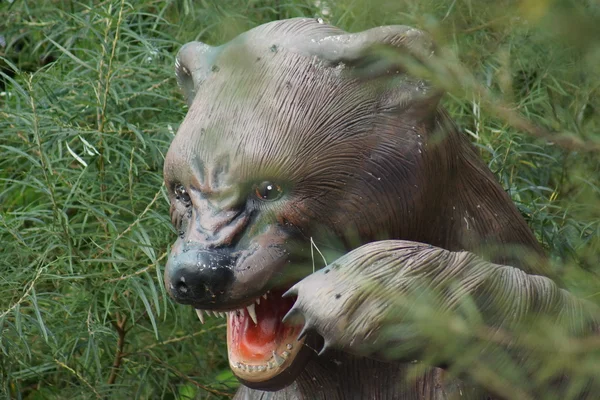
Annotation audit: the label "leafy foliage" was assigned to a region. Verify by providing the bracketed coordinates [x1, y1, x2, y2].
[0, 0, 598, 399]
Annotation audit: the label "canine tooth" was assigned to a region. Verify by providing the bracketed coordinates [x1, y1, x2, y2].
[195, 309, 205, 324]
[204, 310, 211, 318]
[247, 304, 258, 325]
[212, 311, 220, 318]
[256, 297, 260, 305]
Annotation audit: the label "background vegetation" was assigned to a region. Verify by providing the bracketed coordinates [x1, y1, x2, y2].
[0, 0, 598, 398]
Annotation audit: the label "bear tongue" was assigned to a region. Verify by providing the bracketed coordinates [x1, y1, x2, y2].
[226, 290, 305, 382]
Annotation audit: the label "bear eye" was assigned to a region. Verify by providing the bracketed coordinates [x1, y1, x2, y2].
[174, 184, 191, 207]
[254, 181, 283, 201]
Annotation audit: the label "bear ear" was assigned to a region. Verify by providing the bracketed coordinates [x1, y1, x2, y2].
[312, 26, 443, 121]
[175, 41, 217, 105]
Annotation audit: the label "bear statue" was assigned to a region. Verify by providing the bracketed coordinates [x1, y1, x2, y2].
[163, 18, 598, 399]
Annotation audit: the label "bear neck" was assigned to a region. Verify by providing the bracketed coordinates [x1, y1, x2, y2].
[419, 112, 546, 274]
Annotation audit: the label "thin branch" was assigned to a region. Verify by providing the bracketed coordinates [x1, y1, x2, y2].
[55, 359, 102, 399]
[94, 183, 165, 260]
[138, 353, 234, 398]
[107, 252, 167, 282]
[137, 323, 227, 352]
[0, 267, 45, 319]
[97, 0, 126, 133]
[107, 313, 127, 385]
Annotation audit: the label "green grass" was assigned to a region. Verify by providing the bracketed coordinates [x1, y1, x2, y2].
[0, 0, 599, 399]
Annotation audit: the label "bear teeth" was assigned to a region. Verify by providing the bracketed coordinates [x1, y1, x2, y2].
[246, 303, 258, 325]
[194, 291, 268, 324]
[232, 346, 295, 372]
[195, 309, 204, 324]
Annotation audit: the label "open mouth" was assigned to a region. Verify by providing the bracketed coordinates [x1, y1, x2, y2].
[194, 289, 306, 384]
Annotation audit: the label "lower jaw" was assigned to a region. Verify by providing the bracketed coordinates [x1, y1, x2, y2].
[228, 331, 306, 383]
[231, 331, 320, 392]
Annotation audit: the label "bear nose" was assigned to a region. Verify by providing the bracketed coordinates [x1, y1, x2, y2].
[165, 248, 235, 306]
